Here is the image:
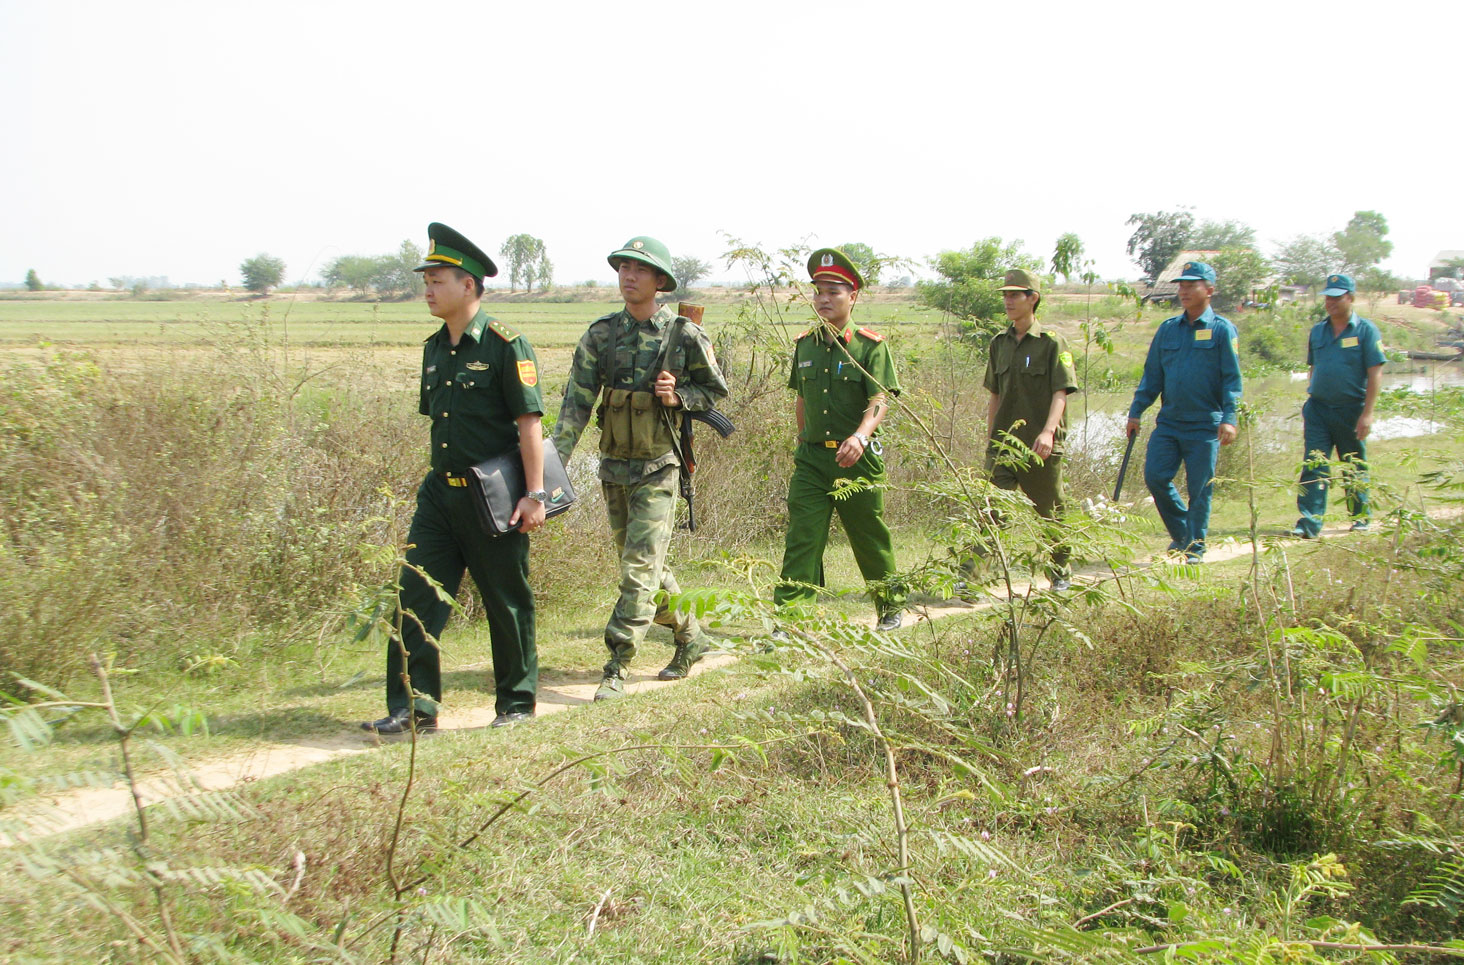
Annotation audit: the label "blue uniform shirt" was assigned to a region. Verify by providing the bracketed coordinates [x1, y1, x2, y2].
[1306, 313, 1385, 406]
[1128, 306, 1243, 429]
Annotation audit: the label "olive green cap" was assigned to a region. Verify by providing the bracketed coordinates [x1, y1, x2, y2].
[608, 236, 677, 292]
[807, 247, 864, 290]
[996, 269, 1042, 292]
[412, 222, 498, 280]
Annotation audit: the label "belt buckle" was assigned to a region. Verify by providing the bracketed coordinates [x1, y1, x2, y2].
[824, 440, 839, 449]
[445, 474, 468, 488]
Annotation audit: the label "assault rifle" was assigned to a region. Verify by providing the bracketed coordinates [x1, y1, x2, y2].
[663, 302, 735, 531]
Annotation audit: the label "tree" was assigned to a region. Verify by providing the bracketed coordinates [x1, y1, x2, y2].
[836, 242, 883, 287]
[322, 255, 381, 294]
[24, 269, 43, 292]
[1332, 210, 1392, 275]
[499, 234, 547, 292]
[671, 255, 713, 298]
[1271, 234, 1338, 289]
[1432, 258, 1464, 282]
[1050, 233, 1085, 282]
[1191, 219, 1257, 251]
[536, 251, 553, 291]
[240, 253, 285, 294]
[1209, 246, 1271, 312]
[1126, 209, 1195, 282]
[370, 240, 426, 297]
[917, 238, 1042, 340]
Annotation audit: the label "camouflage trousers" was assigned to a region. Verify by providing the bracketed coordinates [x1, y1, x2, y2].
[602, 463, 700, 667]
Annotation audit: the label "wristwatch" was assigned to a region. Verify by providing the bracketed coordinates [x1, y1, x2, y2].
[852, 432, 869, 447]
[525, 490, 548, 503]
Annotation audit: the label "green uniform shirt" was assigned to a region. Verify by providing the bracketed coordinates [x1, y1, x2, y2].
[789, 323, 901, 445]
[420, 309, 544, 473]
[554, 304, 729, 485]
[983, 322, 1079, 454]
[1306, 313, 1385, 406]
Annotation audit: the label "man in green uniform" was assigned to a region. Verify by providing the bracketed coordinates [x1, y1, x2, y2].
[554, 236, 729, 700]
[979, 269, 1079, 590]
[775, 248, 905, 631]
[362, 223, 546, 734]
[1290, 273, 1385, 538]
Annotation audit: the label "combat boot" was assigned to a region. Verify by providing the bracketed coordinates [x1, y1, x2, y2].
[594, 662, 627, 701]
[657, 636, 707, 681]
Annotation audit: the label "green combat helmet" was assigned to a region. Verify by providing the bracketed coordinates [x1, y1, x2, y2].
[608, 236, 677, 292]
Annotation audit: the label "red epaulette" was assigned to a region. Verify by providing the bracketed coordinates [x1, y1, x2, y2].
[857, 327, 884, 342]
[795, 328, 815, 341]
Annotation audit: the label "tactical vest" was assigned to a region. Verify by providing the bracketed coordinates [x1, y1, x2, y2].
[596, 315, 681, 460]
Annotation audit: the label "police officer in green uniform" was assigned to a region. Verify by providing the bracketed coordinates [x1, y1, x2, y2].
[981, 269, 1079, 589]
[775, 248, 905, 631]
[1290, 273, 1385, 538]
[361, 223, 545, 734]
[554, 237, 729, 700]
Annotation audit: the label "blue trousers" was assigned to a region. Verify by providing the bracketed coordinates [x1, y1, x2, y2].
[1144, 423, 1220, 557]
[1295, 398, 1368, 537]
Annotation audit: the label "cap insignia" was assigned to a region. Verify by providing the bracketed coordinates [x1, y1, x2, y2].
[1184, 263, 1195, 272]
[820, 253, 834, 267]
[631, 240, 644, 250]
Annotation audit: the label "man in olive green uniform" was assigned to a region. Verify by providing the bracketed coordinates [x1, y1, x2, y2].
[980, 269, 1079, 590]
[775, 248, 905, 631]
[361, 223, 546, 735]
[554, 236, 729, 700]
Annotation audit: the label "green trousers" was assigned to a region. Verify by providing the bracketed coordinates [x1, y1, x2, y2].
[775, 442, 904, 614]
[388, 474, 537, 717]
[601, 464, 700, 668]
[981, 451, 1071, 580]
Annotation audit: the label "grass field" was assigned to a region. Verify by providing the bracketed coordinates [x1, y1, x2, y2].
[4, 290, 1464, 962]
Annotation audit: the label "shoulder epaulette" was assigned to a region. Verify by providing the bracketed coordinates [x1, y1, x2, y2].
[795, 328, 815, 341]
[856, 327, 884, 343]
[487, 317, 521, 343]
[594, 311, 620, 323]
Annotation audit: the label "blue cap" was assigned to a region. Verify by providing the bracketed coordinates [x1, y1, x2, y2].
[1321, 273, 1355, 296]
[1171, 261, 1216, 284]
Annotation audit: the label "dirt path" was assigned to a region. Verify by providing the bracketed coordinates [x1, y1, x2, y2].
[0, 517, 1391, 845]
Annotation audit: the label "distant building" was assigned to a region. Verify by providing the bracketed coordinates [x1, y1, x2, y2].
[1141, 249, 1220, 304]
[1429, 250, 1464, 280]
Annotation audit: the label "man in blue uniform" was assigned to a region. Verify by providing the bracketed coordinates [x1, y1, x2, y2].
[361, 223, 546, 734]
[1126, 261, 1242, 563]
[1290, 273, 1385, 538]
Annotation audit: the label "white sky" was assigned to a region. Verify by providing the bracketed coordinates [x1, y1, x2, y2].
[2, 0, 1457, 289]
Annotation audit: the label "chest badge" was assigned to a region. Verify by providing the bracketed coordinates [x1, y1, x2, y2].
[1194, 329, 1212, 341]
[1340, 336, 1358, 348]
[466, 361, 490, 371]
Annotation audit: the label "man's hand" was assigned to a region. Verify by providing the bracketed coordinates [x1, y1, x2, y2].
[654, 369, 681, 407]
[1126, 417, 1140, 438]
[836, 434, 866, 468]
[509, 497, 546, 532]
[1033, 429, 1055, 461]
[1355, 411, 1374, 440]
[1218, 423, 1238, 446]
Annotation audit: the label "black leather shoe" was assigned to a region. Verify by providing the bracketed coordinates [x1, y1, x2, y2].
[361, 708, 437, 734]
[491, 711, 534, 728]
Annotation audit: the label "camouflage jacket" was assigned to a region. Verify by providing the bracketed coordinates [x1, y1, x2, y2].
[554, 304, 729, 484]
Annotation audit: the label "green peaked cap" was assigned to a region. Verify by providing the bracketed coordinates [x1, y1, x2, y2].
[607, 236, 677, 292]
[413, 222, 498, 280]
[807, 248, 865, 290]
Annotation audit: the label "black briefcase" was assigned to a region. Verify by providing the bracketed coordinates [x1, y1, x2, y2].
[466, 437, 577, 535]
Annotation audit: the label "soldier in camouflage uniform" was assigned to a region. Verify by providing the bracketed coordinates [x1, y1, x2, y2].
[554, 237, 729, 700]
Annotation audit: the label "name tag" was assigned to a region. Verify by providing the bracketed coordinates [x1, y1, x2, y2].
[1194, 329, 1212, 341]
[799, 360, 814, 368]
[1340, 336, 1358, 348]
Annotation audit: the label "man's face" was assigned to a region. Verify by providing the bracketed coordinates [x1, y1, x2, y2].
[1324, 292, 1353, 320]
[812, 280, 857, 325]
[1002, 289, 1038, 321]
[617, 258, 662, 303]
[423, 266, 472, 319]
[1177, 279, 1214, 315]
